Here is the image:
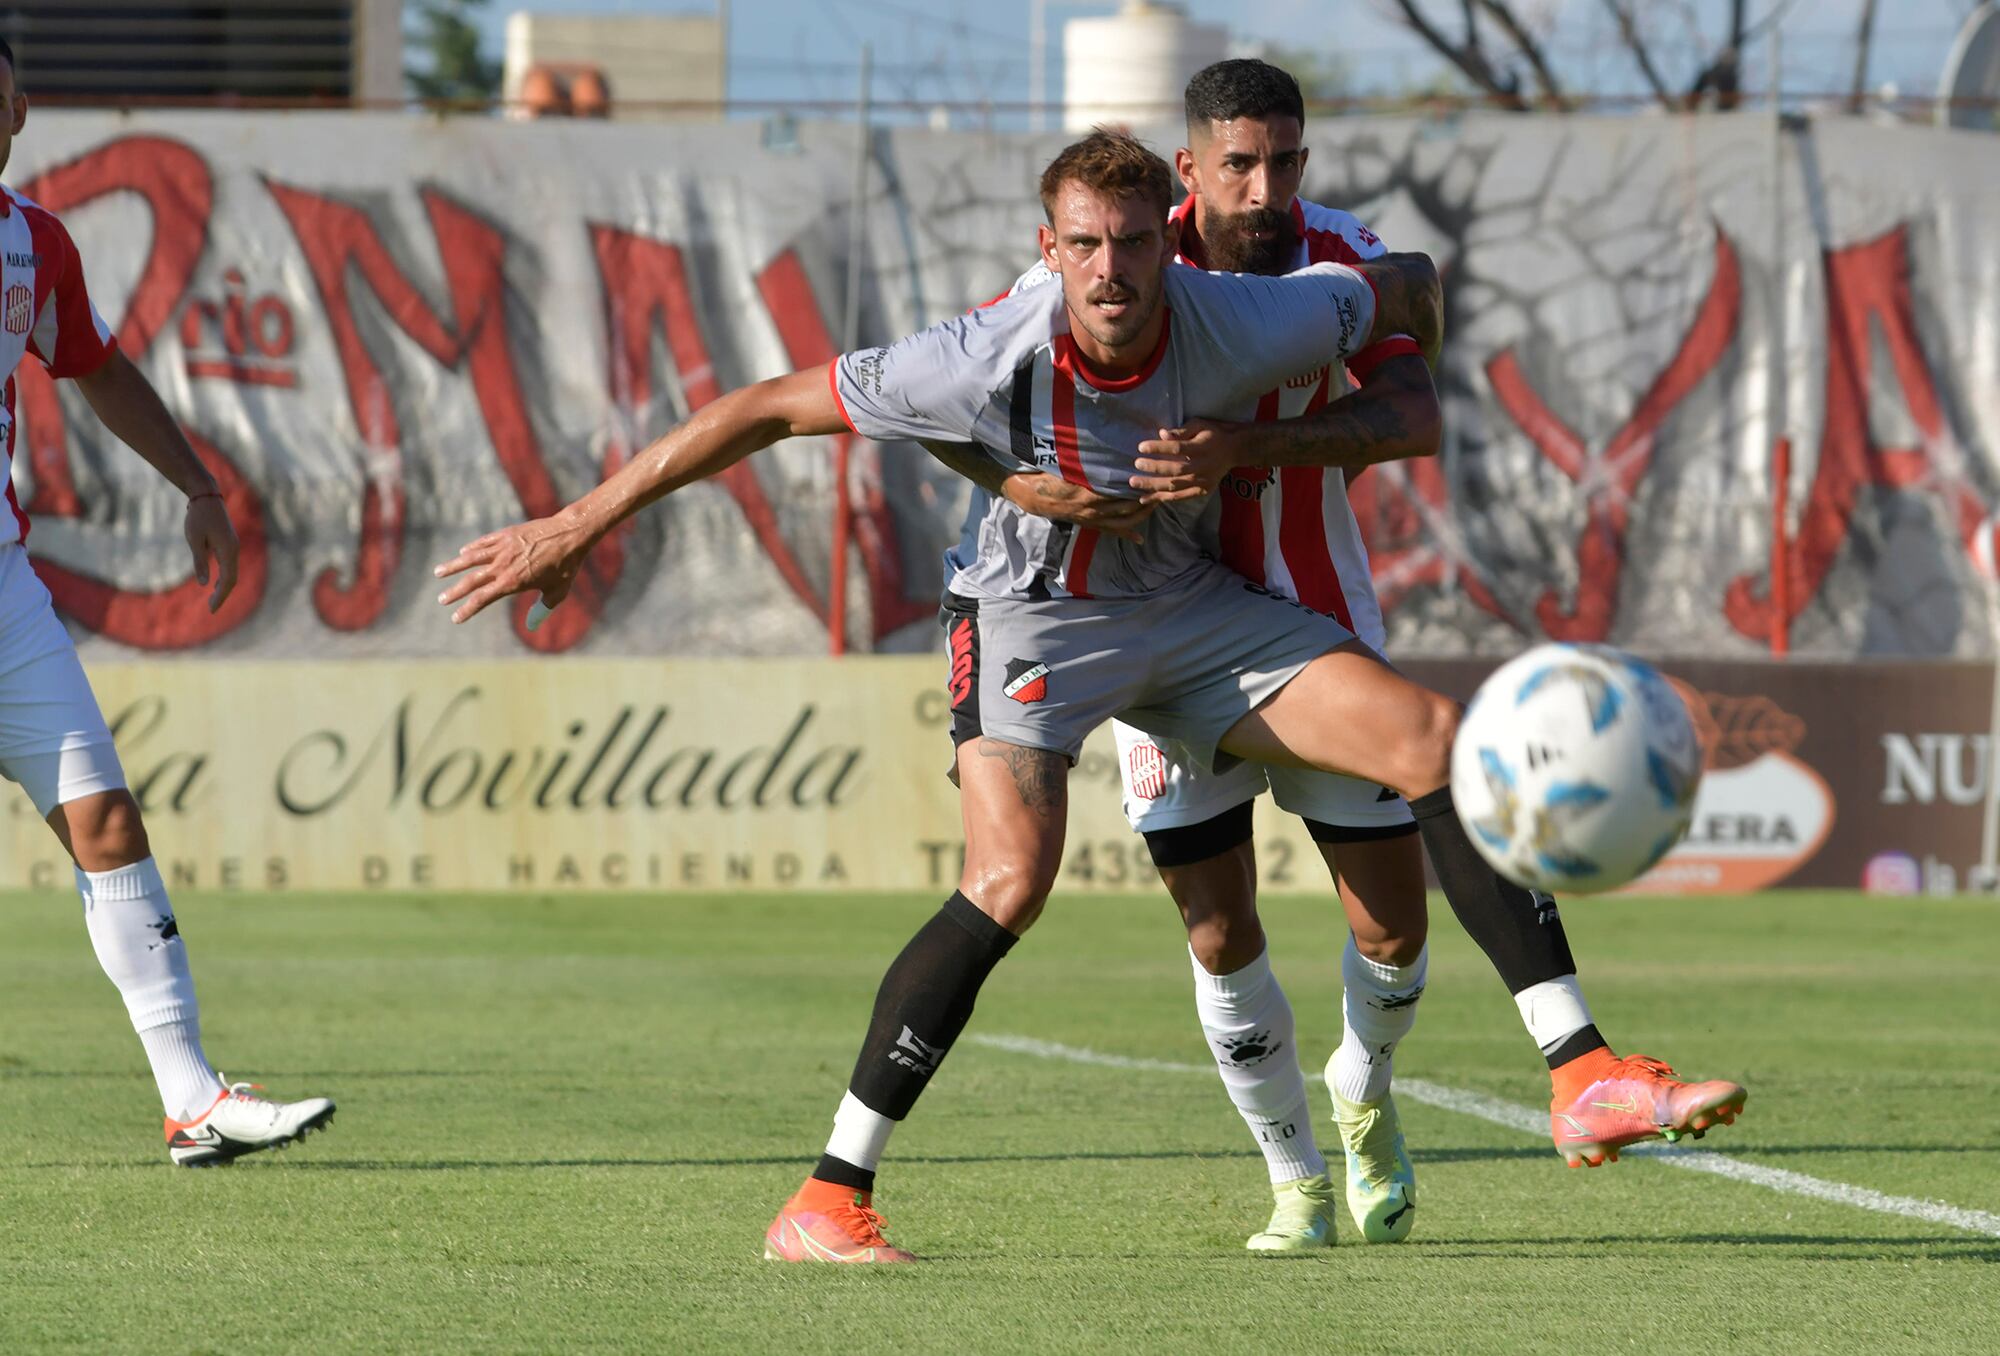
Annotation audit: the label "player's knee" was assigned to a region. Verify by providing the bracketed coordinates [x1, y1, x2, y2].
[1354, 925, 1426, 969]
[1185, 908, 1265, 974]
[1396, 693, 1461, 798]
[62, 791, 151, 872]
[958, 857, 1054, 934]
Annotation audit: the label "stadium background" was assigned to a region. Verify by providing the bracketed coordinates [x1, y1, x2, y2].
[2, 5, 1996, 1353]
[5, 3, 1998, 897]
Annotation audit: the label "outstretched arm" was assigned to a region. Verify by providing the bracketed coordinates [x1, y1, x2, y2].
[72, 349, 239, 613]
[435, 363, 843, 623]
[1130, 352, 1441, 503]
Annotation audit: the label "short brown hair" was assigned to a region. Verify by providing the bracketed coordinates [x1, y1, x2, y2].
[1038, 129, 1175, 225]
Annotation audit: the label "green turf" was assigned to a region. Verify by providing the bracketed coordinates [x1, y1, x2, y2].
[0, 888, 1994, 1354]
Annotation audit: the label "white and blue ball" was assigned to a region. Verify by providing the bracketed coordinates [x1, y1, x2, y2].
[1449, 643, 1703, 895]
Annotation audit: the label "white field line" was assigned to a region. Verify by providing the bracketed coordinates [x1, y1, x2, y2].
[968, 1033, 2000, 1241]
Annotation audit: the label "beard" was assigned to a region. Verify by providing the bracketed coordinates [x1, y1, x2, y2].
[1071, 272, 1164, 351]
[1201, 205, 1298, 276]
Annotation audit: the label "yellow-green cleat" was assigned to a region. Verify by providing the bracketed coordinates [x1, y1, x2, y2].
[1330, 1073, 1418, 1244]
[1244, 1172, 1339, 1254]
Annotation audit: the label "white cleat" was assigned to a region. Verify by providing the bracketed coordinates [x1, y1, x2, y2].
[165, 1079, 336, 1167]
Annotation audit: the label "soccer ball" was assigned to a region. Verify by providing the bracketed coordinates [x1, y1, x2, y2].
[1450, 643, 1703, 895]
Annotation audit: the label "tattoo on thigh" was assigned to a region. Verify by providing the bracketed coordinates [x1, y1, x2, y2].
[976, 738, 1065, 818]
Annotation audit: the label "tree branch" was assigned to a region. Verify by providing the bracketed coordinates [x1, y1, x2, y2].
[1475, 0, 1570, 110]
[1600, 0, 1679, 112]
[1385, 0, 1528, 109]
[1847, 0, 1879, 113]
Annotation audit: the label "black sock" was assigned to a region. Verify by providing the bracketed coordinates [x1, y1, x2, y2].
[1408, 785, 1579, 994]
[813, 892, 1019, 1186]
[1543, 1024, 1610, 1071]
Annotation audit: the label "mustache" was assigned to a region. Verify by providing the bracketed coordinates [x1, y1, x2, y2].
[1086, 282, 1135, 303]
[1224, 208, 1290, 235]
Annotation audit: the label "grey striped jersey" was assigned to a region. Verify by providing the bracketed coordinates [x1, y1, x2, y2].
[831, 261, 1378, 601]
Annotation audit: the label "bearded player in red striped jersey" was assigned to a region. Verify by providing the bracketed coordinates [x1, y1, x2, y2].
[945, 60, 1748, 1251]
[0, 40, 333, 1163]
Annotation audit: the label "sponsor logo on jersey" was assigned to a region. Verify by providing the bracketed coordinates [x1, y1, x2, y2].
[1334, 292, 1359, 354]
[850, 347, 887, 396]
[1222, 467, 1275, 501]
[1128, 742, 1168, 800]
[1354, 224, 1380, 249]
[1002, 659, 1049, 704]
[4, 251, 40, 269]
[3, 283, 30, 335]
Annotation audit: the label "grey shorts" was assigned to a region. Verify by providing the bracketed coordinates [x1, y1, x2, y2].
[942, 559, 1355, 773]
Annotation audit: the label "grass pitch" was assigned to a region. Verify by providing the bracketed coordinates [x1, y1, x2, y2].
[0, 887, 1994, 1353]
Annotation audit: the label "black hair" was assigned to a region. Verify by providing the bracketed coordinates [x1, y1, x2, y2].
[1183, 58, 1304, 131]
[0, 38, 14, 76]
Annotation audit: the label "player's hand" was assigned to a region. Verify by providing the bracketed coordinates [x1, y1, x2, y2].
[1131, 419, 1249, 504]
[1000, 472, 1155, 543]
[184, 492, 240, 614]
[433, 514, 593, 624]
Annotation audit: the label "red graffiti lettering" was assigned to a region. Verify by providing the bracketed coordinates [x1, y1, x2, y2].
[589, 223, 825, 624]
[755, 249, 929, 641]
[15, 136, 270, 648]
[1725, 226, 1976, 639]
[1486, 229, 1742, 641]
[1349, 457, 1510, 622]
[270, 183, 619, 649]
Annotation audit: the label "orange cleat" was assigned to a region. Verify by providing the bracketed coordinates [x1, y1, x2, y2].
[1550, 1054, 1747, 1168]
[763, 1181, 917, 1263]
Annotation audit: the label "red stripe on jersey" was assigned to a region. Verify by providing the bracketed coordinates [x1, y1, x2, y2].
[1219, 388, 1280, 585]
[19, 200, 115, 379]
[1046, 352, 1098, 596]
[1066, 527, 1100, 600]
[3, 375, 26, 542]
[1048, 345, 1086, 485]
[1275, 374, 1354, 629]
[1278, 469, 1352, 628]
[1346, 335, 1423, 385]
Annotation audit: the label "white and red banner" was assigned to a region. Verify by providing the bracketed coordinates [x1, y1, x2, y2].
[7, 111, 1999, 660]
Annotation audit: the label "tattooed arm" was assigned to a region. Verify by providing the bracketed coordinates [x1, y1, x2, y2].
[1352, 253, 1444, 368]
[922, 440, 1157, 542]
[1128, 354, 1442, 503]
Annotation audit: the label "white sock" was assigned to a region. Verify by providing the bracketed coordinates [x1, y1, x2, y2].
[1332, 940, 1428, 1104]
[75, 859, 224, 1122]
[823, 1091, 897, 1174]
[1190, 945, 1325, 1185]
[1513, 975, 1596, 1056]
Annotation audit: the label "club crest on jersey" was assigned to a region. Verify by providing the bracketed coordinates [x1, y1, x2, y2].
[1003, 658, 1049, 704]
[1128, 743, 1168, 800]
[1285, 364, 1330, 390]
[3, 283, 30, 336]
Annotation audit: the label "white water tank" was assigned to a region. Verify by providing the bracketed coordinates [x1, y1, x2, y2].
[1062, 1, 1228, 132]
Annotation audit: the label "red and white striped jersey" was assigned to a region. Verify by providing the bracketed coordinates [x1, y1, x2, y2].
[1171, 196, 1420, 650]
[0, 186, 119, 546]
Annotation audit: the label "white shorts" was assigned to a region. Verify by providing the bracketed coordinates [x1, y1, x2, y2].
[0, 544, 126, 818]
[1113, 718, 1417, 837]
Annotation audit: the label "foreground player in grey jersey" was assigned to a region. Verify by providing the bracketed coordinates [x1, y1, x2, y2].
[433, 132, 1703, 1265]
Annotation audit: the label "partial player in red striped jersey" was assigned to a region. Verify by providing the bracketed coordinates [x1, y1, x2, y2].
[975, 61, 1747, 1249]
[0, 41, 332, 1164]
